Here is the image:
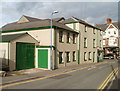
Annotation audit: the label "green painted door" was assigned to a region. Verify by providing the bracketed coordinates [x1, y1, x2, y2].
[16, 42, 35, 70]
[38, 49, 48, 68]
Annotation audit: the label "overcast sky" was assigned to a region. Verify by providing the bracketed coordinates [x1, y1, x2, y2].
[1, 0, 119, 27]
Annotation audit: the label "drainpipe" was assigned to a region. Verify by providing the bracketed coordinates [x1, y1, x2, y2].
[78, 31, 80, 64]
[97, 30, 99, 62]
[8, 42, 10, 70]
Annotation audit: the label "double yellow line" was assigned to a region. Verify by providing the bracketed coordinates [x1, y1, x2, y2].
[0, 62, 107, 89]
[98, 67, 119, 91]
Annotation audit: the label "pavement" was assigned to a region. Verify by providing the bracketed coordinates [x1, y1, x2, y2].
[1, 62, 101, 85]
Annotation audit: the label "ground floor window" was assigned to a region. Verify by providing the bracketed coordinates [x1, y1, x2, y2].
[84, 52, 87, 61]
[93, 52, 95, 62]
[73, 51, 76, 62]
[59, 52, 63, 64]
[89, 52, 92, 60]
[66, 52, 70, 63]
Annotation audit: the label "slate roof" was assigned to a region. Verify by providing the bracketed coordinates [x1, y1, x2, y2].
[2, 18, 78, 33]
[96, 22, 119, 31]
[1, 33, 26, 42]
[23, 15, 42, 22]
[62, 17, 101, 30]
[53, 17, 65, 22]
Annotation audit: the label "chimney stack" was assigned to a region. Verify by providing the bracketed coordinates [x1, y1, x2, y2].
[106, 18, 112, 24]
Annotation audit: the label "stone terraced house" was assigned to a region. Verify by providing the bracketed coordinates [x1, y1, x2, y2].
[0, 15, 103, 71]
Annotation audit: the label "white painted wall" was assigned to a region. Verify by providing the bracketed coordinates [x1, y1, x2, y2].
[0, 43, 9, 59]
[2, 28, 55, 46]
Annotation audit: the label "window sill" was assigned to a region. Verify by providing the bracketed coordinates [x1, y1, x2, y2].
[73, 60, 76, 62]
[67, 61, 71, 63]
[67, 42, 71, 44]
[59, 62, 64, 64]
[59, 41, 64, 43]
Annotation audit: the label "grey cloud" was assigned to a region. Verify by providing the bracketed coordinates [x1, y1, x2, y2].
[1, 2, 118, 27]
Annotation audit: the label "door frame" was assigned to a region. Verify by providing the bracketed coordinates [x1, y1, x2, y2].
[16, 42, 35, 70]
[36, 47, 50, 69]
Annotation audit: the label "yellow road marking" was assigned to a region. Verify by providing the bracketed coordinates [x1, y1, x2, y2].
[1, 62, 107, 88]
[97, 67, 119, 91]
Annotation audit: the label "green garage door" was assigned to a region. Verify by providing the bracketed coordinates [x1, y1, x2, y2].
[38, 49, 48, 68]
[16, 42, 35, 70]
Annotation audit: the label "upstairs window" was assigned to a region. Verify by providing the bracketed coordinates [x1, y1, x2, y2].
[114, 31, 116, 34]
[73, 34, 76, 44]
[84, 38, 87, 48]
[67, 33, 70, 43]
[59, 31, 64, 42]
[93, 28, 95, 34]
[93, 39, 96, 48]
[85, 26, 87, 32]
[100, 40, 102, 47]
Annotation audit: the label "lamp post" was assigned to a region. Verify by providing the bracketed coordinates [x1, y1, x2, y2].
[50, 11, 59, 70]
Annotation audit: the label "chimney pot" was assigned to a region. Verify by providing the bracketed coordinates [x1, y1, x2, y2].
[106, 18, 112, 24]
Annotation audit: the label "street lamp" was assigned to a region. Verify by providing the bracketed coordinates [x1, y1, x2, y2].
[50, 11, 59, 70]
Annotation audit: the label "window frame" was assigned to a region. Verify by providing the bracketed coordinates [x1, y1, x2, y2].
[84, 52, 87, 61]
[67, 32, 70, 43]
[88, 52, 92, 60]
[59, 31, 64, 43]
[85, 26, 87, 32]
[59, 52, 63, 64]
[73, 34, 76, 44]
[66, 52, 70, 63]
[84, 38, 87, 48]
[93, 28, 95, 34]
[93, 39, 96, 48]
[73, 51, 76, 62]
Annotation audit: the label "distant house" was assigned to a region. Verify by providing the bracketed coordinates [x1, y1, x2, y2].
[96, 18, 120, 57]
[1, 15, 78, 71]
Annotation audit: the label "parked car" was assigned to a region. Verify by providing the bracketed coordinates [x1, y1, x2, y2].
[104, 53, 114, 59]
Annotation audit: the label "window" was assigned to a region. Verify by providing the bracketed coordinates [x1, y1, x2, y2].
[108, 31, 110, 34]
[100, 31, 102, 36]
[73, 51, 76, 62]
[93, 28, 95, 34]
[84, 38, 87, 48]
[89, 52, 92, 60]
[66, 52, 70, 63]
[84, 52, 87, 61]
[100, 40, 102, 47]
[67, 33, 70, 43]
[114, 31, 116, 34]
[85, 26, 87, 32]
[73, 34, 76, 44]
[103, 40, 105, 45]
[59, 52, 63, 64]
[93, 52, 95, 62]
[59, 31, 64, 42]
[93, 39, 96, 48]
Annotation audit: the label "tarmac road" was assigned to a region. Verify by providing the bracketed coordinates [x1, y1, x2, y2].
[1, 59, 119, 90]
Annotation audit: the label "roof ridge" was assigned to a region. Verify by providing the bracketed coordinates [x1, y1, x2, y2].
[23, 15, 42, 20]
